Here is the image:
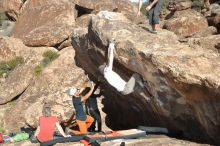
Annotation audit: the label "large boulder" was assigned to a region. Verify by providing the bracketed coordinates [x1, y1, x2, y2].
[164, 9, 208, 36]
[168, 0, 192, 11]
[0, 37, 56, 104]
[188, 35, 220, 51]
[210, 0, 220, 4]
[11, 0, 75, 47]
[111, 0, 145, 23]
[207, 3, 220, 33]
[0, 0, 23, 20]
[76, 14, 94, 28]
[72, 11, 220, 145]
[72, 0, 144, 23]
[210, 3, 220, 15]
[72, 0, 117, 16]
[190, 26, 217, 38]
[3, 47, 87, 131]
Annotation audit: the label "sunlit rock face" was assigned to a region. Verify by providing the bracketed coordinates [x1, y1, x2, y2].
[163, 9, 208, 37]
[168, 0, 192, 11]
[0, 37, 56, 105]
[1, 0, 219, 144]
[3, 46, 87, 131]
[72, 11, 220, 145]
[11, 0, 75, 47]
[71, 0, 146, 24]
[187, 34, 220, 52]
[0, 0, 23, 21]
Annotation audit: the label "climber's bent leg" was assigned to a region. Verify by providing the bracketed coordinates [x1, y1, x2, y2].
[121, 75, 135, 95]
[121, 73, 143, 95]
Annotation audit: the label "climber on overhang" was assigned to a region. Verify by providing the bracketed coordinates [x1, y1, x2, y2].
[98, 39, 152, 101]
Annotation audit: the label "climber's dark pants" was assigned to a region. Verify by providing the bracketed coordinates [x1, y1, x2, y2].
[121, 73, 142, 95]
[148, 0, 164, 25]
[89, 109, 102, 132]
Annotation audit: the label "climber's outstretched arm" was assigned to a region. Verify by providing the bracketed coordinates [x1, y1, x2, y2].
[107, 42, 115, 70]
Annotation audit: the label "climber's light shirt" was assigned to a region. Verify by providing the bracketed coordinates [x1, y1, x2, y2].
[104, 66, 126, 92]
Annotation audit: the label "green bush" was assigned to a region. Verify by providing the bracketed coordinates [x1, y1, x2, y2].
[192, 0, 203, 11]
[0, 12, 7, 27]
[0, 62, 9, 78]
[34, 64, 43, 75]
[0, 57, 24, 78]
[141, 2, 150, 16]
[0, 125, 5, 134]
[8, 57, 24, 69]
[162, 0, 170, 10]
[34, 50, 59, 75]
[42, 50, 60, 66]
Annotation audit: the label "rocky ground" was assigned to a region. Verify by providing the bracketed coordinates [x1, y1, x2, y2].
[0, 0, 219, 145]
[2, 136, 211, 146]
[0, 98, 211, 146]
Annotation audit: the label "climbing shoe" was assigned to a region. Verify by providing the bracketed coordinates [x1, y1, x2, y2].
[149, 29, 157, 34]
[151, 30, 157, 34]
